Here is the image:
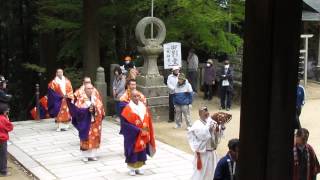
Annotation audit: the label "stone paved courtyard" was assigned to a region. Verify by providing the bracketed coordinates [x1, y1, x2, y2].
[8, 119, 193, 180]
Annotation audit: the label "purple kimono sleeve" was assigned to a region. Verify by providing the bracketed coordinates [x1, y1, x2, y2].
[66, 99, 91, 141]
[118, 101, 128, 135]
[47, 88, 62, 118]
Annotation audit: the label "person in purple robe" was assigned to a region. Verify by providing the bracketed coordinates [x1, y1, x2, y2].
[119, 90, 156, 176]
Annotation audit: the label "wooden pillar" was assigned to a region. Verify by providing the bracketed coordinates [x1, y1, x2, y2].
[317, 25, 320, 67]
[83, 0, 100, 80]
[238, 0, 301, 179]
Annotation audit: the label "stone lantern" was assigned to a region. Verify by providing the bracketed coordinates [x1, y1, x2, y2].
[135, 17, 169, 120]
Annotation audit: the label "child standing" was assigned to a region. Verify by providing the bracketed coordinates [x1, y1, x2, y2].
[0, 103, 13, 177]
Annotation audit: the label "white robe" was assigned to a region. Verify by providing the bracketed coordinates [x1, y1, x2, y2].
[187, 117, 223, 180]
[128, 100, 146, 120]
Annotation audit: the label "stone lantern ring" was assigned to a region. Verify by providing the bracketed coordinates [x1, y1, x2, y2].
[135, 17, 166, 47]
[135, 17, 167, 76]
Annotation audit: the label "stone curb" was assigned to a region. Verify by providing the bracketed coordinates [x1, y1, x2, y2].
[8, 142, 57, 180]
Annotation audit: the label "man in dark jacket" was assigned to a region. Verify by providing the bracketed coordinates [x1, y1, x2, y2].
[214, 138, 240, 180]
[219, 60, 234, 111]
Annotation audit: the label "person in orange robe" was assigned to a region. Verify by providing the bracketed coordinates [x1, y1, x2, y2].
[120, 90, 156, 176]
[74, 77, 105, 116]
[47, 69, 74, 131]
[74, 83, 104, 162]
[119, 79, 146, 104]
[30, 96, 49, 120]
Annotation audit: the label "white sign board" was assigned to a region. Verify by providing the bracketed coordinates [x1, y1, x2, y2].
[163, 42, 182, 69]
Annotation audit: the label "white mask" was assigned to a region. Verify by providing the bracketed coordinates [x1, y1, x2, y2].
[125, 61, 130, 64]
[206, 63, 211, 67]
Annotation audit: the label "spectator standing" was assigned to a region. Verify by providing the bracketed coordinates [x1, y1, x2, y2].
[203, 59, 216, 100]
[167, 66, 180, 122]
[0, 104, 13, 177]
[219, 60, 234, 111]
[173, 73, 193, 129]
[295, 80, 305, 129]
[0, 76, 11, 105]
[187, 49, 199, 93]
[293, 128, 320, 180]
[112, 67, 126, 117]
[120, 56, 136, 75]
